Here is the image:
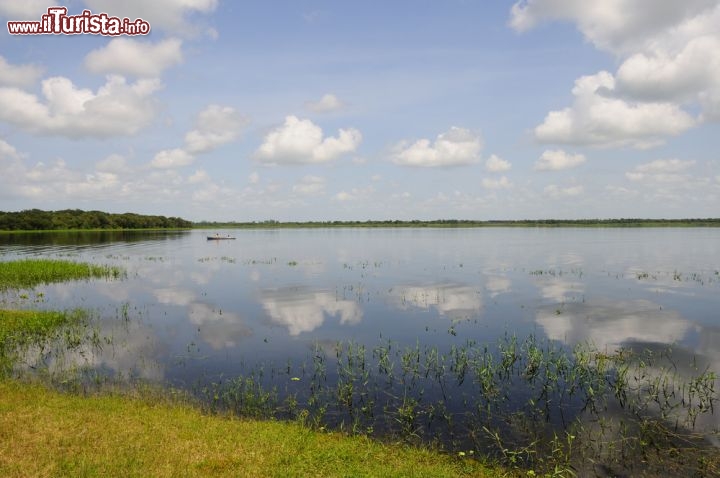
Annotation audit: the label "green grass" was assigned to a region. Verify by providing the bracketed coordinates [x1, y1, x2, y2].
[0, 259, 123, 290]
[0, 309, 82, 344]
[0, 380, 505, 478]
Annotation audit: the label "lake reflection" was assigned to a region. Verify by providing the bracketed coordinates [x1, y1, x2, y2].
[1, 227, 719, 391]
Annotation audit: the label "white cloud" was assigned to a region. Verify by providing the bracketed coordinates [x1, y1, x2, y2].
[0, 0, 57, 20]
[485, 154, 512, 172]
[634, 158, 696, 173]
[0, 75, 161, 138]
[184, 104, 247, 154]
[85, 38, 183, 78]
[335, 191, 354, 201]
[305, 93, 345, 113]
[187, 169, 210, 184]
[534, 149, 586, 171]
[248, 172, 260, 184]
[151, 148, 194, 169]
[96, 154, 128, 173]
[544, 184, 584, 198]
[0, 138, 20, 160]
[0, 56, 43, 87]
[147, 104, 245, 170]
[83, 0, 219, 32]
[509, 0, 717, 54]
[535, 72, 695, 148]
[615, 36, 720, 103]
[482, 176, 512, 190]
[292, 175, 326, 195]
[514, 2, 719, 147]
[626, 159, 696, 182]
[392, 127, 482, 167]
[256, 115, 362, 164]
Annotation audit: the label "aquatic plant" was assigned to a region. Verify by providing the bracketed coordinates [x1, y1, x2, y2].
[0, 259, 124, 290]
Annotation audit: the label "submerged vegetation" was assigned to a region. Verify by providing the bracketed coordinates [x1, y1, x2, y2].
[0, 259, 124, 290]
[193, 336, 719, 477]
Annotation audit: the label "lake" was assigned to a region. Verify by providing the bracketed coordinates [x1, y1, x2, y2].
[1, 227, 719, 473]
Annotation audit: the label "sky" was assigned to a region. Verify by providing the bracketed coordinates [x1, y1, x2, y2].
[0, 0, 718, 221]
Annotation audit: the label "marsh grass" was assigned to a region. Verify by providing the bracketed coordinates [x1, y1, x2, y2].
[0, 308, 93, 377]
[196, 335, 719, 477]
[0, 259, 124, 290]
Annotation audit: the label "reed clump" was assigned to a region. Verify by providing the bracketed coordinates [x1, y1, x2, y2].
[0, 259, 124, 290]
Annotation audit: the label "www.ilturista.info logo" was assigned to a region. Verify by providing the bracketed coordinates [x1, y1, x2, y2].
[7, 7, 150, 36]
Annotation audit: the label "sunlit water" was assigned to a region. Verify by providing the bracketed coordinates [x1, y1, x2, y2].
[2, 228, 719, 471]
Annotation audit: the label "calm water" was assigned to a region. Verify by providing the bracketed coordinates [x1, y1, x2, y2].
[2, 228, 719, 383]
[2, 228, 720, 455]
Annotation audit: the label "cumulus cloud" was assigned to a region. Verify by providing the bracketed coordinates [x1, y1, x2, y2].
[256, 115, 361, 164]
[485, 154, 512, 172]
[151, 148, 194, 169]
[0, 0, 57, 20]
[96, 154, 129, 173]
[292, 175, 326, 195]
[544, 184, 584, 198]
[184, 104, 247, 154]
[84, 0, 219, 32]
[0, 56, 43, 87]
[305, 93, 345, 113]
[509, 0, 717, 54]
[149, 104, 246, 169]
[0, 138, 20, 160]
[513, 1, 719, 146]
[392, 127, 482, 167]
[625, 159, 696, 182]
[85, 38, 183, 78]
[0, 75, 161, 138]
[482, 176, 512, 189]
[534, 72, 695, 148]
[534, 149, 586, 171]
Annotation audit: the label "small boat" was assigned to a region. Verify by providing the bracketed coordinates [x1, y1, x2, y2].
[207, 235, 236, 240]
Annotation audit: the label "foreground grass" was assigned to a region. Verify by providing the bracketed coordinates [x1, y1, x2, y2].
[0, 381, 503, 478]
[0, 259, 123, 290]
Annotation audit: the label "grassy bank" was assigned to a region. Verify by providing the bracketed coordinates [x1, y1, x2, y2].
[0, 380, 502, 478]
[0, 259, 123, 289]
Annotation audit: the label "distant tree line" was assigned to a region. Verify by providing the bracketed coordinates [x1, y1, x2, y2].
[194, 218, 720, 228]
[0, 209, 192, 231]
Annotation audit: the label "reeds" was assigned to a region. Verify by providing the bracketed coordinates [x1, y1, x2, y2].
[0, 259, 124, 289]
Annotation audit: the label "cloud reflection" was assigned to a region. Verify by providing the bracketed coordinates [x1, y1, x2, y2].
[261, 288, 363, 336]
[389, 283, 482, 318]
[536, 299, 689, 350]
[485, 276, 511, 297]
[188, 302, 252, 349]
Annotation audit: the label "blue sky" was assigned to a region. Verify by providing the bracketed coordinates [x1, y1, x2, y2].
[1, 0, 718, 221]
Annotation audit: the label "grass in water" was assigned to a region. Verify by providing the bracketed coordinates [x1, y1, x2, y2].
[0, 259, 123, 290]
[0, 309, 90, 375]
[0, 380, 503, 478]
